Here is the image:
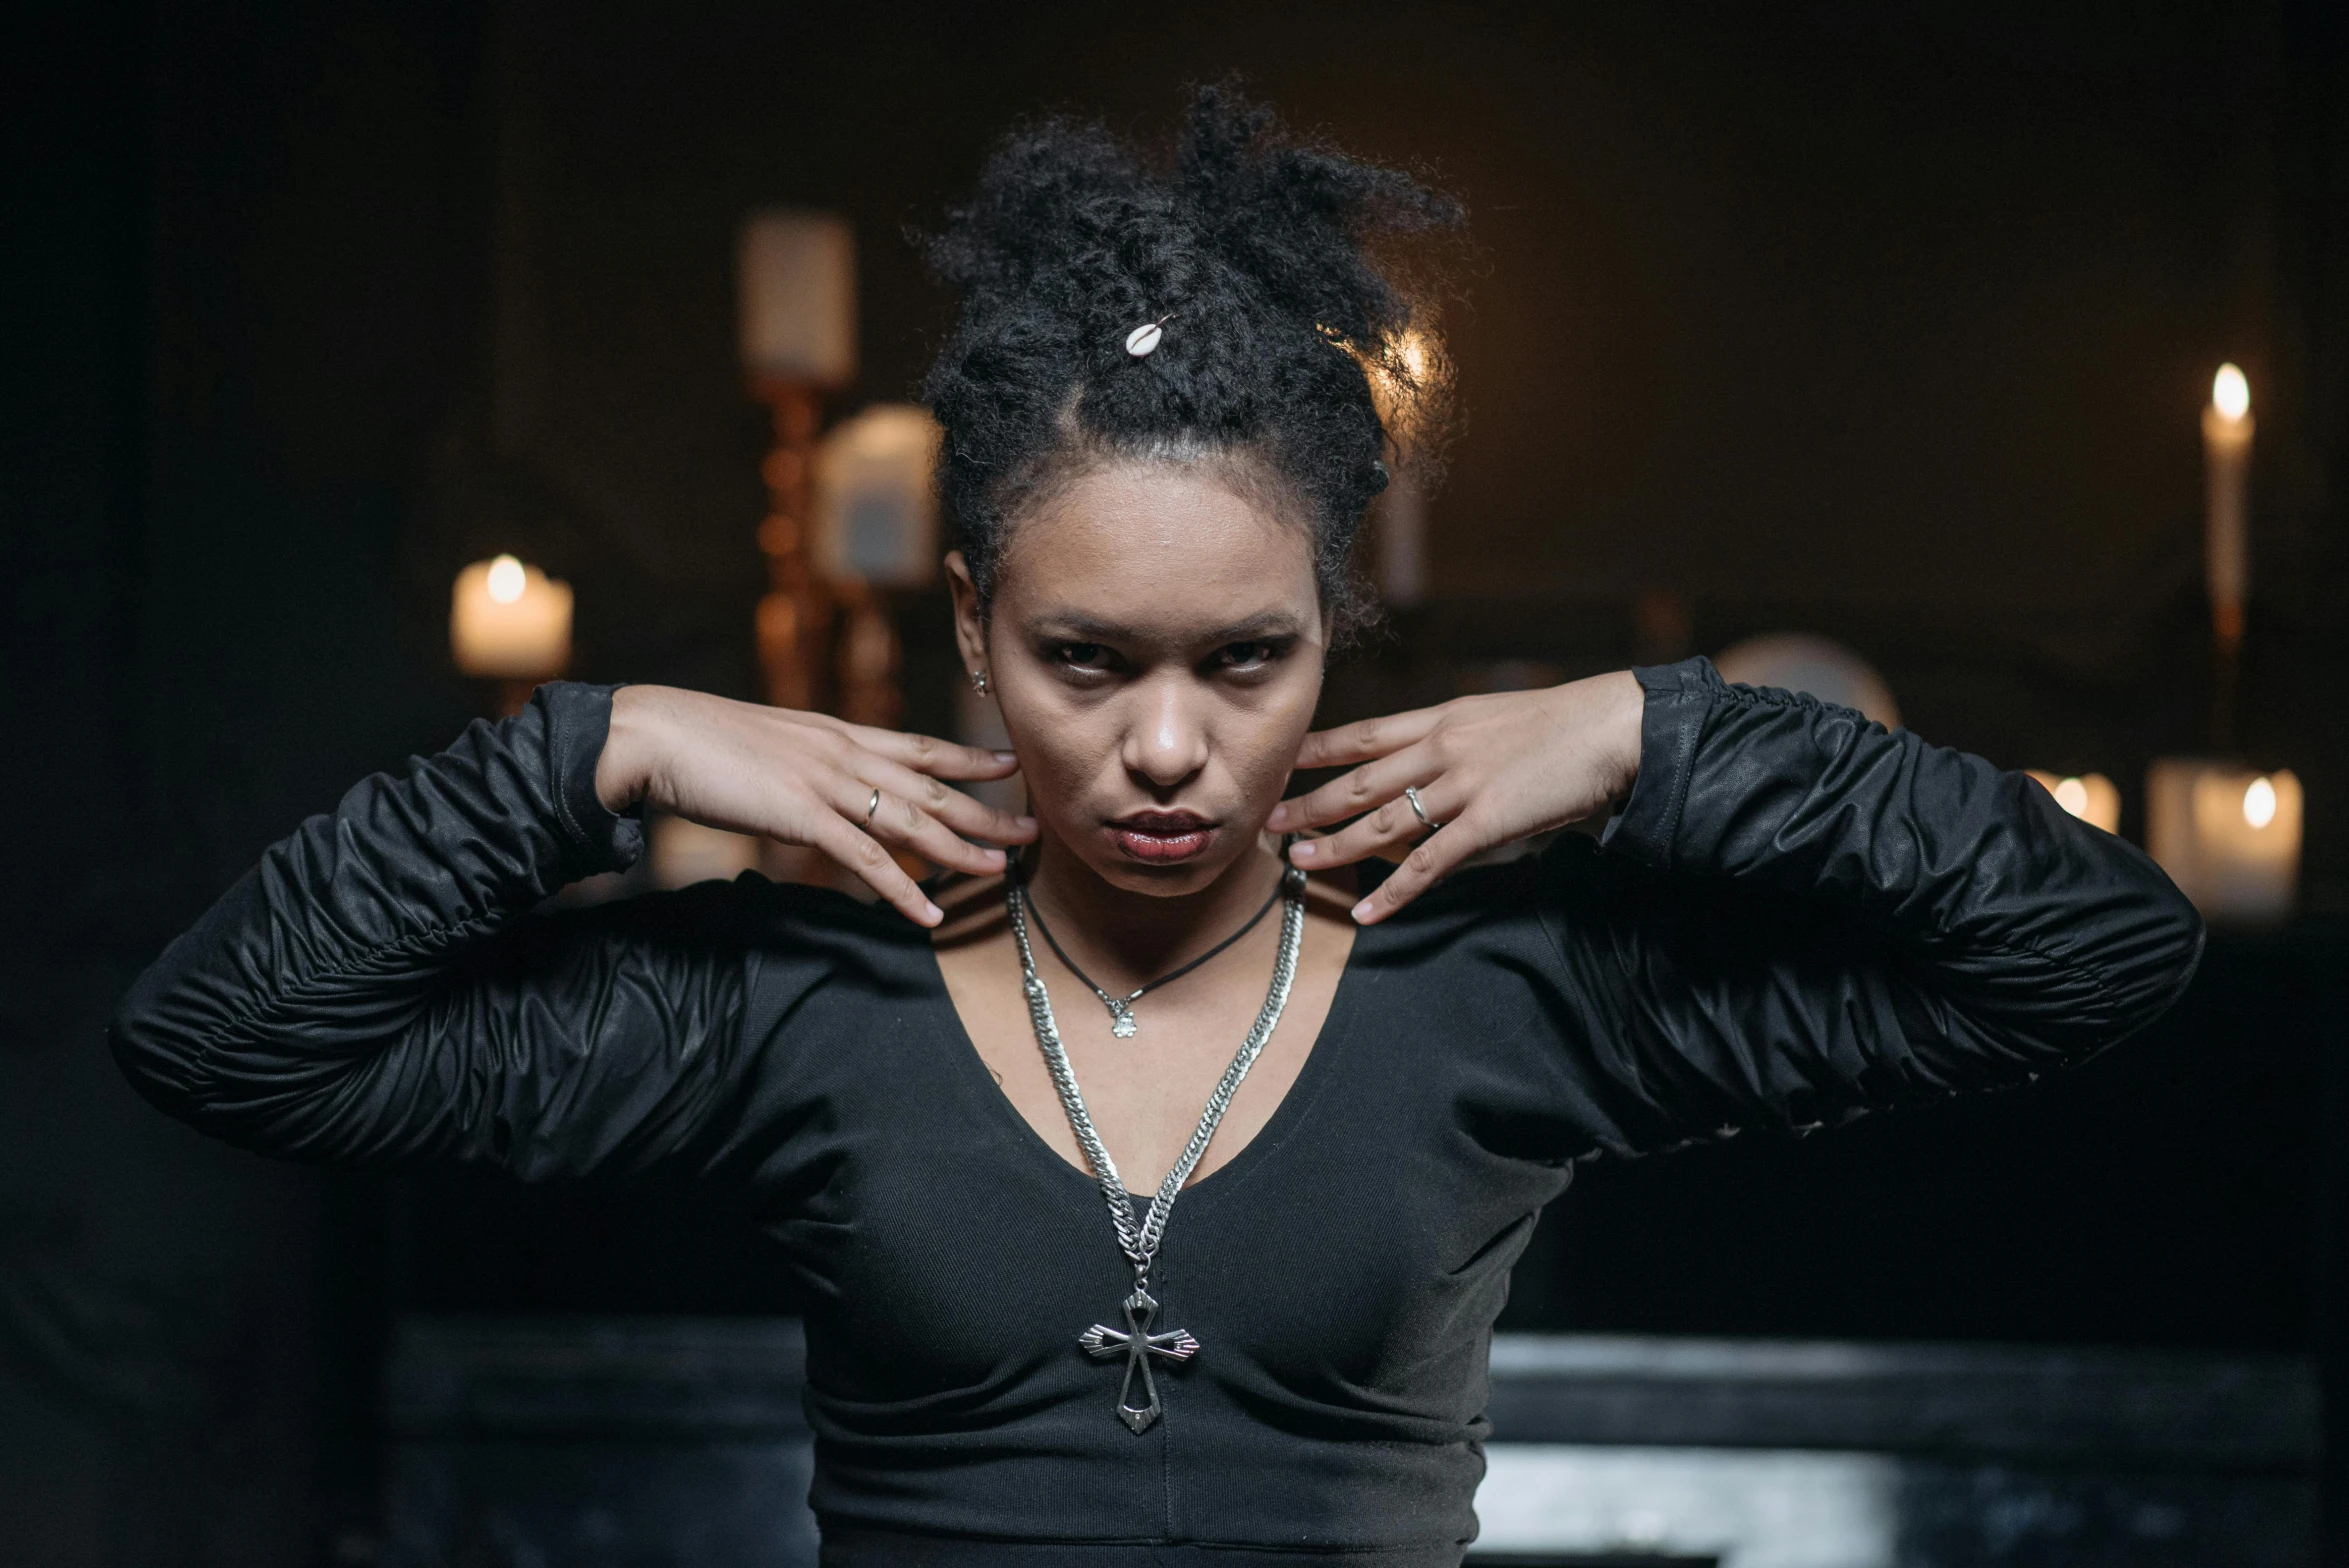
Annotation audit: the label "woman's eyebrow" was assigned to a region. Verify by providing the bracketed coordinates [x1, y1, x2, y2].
[1027, 611, 1308, 644]
[1027, 614, 1130, 642]
[1210, 613, 1308, 641]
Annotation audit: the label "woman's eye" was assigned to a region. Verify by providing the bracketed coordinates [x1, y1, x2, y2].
[1051, 642, 1111, 670]
[1214, 641, 1282, 671]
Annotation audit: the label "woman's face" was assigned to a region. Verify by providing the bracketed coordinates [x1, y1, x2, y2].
[950, 459, 1327, 896]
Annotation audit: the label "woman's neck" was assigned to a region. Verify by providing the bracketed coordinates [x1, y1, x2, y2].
[1020, 828, 1288, 990]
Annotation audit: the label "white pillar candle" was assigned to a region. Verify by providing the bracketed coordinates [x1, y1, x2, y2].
[813, 403, 941, 586]
[1374, 472, 1427, 608]
[1365, 327, 1437, 608]
[2201, 363, 2254, 647]
[737, 210, 857, 385]
[2147, 758, 2301, 924]
[2025, 771, 2121, 834]
[450, 555, 573, 679]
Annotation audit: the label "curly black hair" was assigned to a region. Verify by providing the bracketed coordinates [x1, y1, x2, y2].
[921, 82, 1462, 644]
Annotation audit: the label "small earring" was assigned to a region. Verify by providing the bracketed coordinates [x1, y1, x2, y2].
[969, 669, 990, 696]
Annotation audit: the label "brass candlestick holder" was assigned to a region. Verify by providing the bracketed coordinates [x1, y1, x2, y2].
[752, 378, 836, 716]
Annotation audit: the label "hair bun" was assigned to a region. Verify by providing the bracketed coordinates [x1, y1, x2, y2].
[921, 81, 1462, 646]
[1172, 82, 1461, 347]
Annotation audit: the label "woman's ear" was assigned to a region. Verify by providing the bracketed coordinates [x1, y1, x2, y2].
[945, 551, 988, 682]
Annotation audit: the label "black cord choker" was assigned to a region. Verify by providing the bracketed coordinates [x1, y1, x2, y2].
[1013, 856, 1295, 1039]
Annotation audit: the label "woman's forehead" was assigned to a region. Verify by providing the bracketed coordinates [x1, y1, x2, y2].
[996, 461, 1320, 619]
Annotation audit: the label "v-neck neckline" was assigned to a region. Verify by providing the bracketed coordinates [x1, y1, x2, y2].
[920, 907, 1368, 1213]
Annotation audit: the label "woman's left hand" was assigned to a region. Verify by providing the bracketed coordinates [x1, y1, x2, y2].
[1268, 670, 1647, 924]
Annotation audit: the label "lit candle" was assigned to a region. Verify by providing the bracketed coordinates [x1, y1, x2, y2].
[450, 555, 573, 679]
[737, 210, 857, 386]
[2201, 363, 2254, 651]
[2025, 771, 2121, 834]
[1366, 328, 1437, 608]
[2146, 759, 2301, 924]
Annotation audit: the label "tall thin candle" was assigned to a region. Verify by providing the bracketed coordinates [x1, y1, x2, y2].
[2201, 363, 2253, 652]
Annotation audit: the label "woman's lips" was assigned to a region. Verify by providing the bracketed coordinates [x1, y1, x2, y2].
[1108, 815, 1216, 865]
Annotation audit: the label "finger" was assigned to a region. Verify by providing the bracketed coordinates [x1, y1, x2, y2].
[1286, 777, 1460, 870]
[1291, 707, 1446, 772]
[808, 814, 943, 926]
[840, 724, 1020, 782]
[1267, 741, 1439, 834]
[859, 758, 1037, 848]
[1348, 816, 1487, 926]
[830, 779, 1007, 880]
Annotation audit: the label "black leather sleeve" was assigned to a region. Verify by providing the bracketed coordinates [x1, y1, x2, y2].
[1534, 657, 2205, 1154]
[109, 683, 758, 1178]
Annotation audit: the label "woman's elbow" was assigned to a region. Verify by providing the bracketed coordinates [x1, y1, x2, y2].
[2099, 870, 2206, 1041]
[107, 953, 214, 1124]
[109, 1022, 197, 1126]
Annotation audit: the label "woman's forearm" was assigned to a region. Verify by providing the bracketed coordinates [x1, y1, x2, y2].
[111, 686, 641, 1146]
[107, 683, 772, 1177]
[1601, 658, 2204, 1060]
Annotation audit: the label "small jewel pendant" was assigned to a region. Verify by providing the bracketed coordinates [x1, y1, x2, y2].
[1110, 1004, 1138, 1039]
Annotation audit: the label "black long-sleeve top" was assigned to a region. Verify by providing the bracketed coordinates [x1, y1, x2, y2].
[110, 659, 2202, 1564]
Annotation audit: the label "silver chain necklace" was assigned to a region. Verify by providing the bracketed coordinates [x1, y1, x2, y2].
[1006, 861, 1307, 1434]
[1019, 872, 1287, 1038]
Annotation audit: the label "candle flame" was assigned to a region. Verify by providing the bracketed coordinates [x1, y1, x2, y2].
[2212, 364, 2250, 423]
[486, 554, 527, 604]
[1397, 330, 1429, 382]
[1353, 326, 1441, 432]
[2026, 769, 2121, 834]
[2243, 775, 2277, 830]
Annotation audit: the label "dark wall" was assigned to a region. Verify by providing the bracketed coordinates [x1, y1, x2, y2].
[458, 0, 2347, 891]
[5, 1, 489, 1559]
[537, 2, 2281, 606]
[4, 1, 2343, 1560]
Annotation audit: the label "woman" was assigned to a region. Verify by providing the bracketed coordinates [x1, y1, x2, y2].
[113, 88, 2200, 1564]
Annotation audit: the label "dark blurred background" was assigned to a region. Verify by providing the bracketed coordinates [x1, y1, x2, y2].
[4, 0, 2345, 1562]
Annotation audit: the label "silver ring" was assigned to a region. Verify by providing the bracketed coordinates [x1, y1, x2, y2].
[1402, 785, 1435, 831]
[864, 787, 882, 828]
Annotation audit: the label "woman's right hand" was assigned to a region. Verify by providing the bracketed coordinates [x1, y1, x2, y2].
[594, 685, 1035, 927]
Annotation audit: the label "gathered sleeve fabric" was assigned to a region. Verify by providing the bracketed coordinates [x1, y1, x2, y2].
[1509, 657, 2205, 1157]
[108, 683, 762, 1180]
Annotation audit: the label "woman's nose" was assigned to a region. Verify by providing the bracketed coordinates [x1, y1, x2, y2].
[1123, 678, 1210, 789]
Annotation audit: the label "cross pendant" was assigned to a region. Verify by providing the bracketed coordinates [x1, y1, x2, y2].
[1077, 1283, 1198, 1433]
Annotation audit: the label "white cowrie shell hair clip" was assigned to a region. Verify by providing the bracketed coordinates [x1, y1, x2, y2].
[1124, 314, 1173, 357]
